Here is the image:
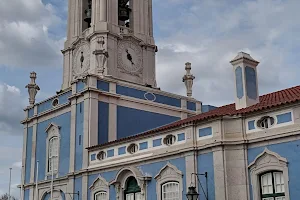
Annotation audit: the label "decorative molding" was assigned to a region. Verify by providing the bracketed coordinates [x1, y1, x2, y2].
[155, 162, 183, 200]
[249, 148, 290, 200]
[89, 175, 109, 200]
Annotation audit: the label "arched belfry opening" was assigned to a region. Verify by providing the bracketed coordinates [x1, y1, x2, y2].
[118, 0, 133, 28]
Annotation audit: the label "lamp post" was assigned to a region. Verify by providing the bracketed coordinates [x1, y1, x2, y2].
[186, 172, 208, 200]
[8, 168, 12, 200]
[186, 186, 199, 200]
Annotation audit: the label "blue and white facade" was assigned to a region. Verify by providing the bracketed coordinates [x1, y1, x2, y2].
[21, 1, 300, 200]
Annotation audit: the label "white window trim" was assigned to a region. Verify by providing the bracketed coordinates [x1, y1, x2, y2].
[155, 162, 183, 200]
[89, 175, 109, 200]
[45, 123, 61, 179]
[248, 148, 290, 200]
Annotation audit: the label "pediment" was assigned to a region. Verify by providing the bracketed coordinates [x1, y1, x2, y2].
[155, 162, 183, 180]
[45, 123, 60, 133]
[89, 175, 109, 191]
[248, 148, 287, 169]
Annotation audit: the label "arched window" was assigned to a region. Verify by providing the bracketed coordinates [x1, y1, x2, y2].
[260, 171, 285, 200]
[124, 176, 141, 200]
[94, 191, 108, 200]
[48, 136, 59, 172]
[162, 182, 180, 200]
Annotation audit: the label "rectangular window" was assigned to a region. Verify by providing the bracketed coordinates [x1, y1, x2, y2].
[260, 172, 285, 200]
[274, 172, 285, 193]
[79, 135, 82, 145]
[162, 182, 179, 200]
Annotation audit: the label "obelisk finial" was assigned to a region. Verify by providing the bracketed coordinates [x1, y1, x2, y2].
[25, 72, 40, 106]
[182, 62, 195, 98]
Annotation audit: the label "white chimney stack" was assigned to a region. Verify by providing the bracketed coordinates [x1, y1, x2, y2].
[230, 52, 260, 110]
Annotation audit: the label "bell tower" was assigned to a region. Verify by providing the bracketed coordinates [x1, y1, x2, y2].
[61, 0, 157, 90]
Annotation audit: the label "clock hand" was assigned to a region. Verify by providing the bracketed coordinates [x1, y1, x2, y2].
[126, 49, 135, 65]
[80, 52, 84, 68]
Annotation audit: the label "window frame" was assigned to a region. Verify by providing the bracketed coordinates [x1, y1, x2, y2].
[259, 171, 285, 199]
[248, 148, 290, 200]
[45, 123, 61, 179]
[94, 191, 108, 200]
[89, 176, 110, 200]
[161, 181, 180, 200]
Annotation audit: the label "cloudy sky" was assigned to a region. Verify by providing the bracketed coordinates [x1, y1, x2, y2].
[1, 0, 300, 197]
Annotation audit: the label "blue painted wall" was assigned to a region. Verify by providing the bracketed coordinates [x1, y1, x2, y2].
[98, 101, 109, 145]
[75, 177, 83, 200]
[97, 80, 109, 92]
[75, 102, 84, 171]
[202, 105, 218, 113]
[35, 112, 71, 181]
[28, 108, 34, 118]
[197, 152, 215, 200]
[245, 66, 257, 100]
[139, 157, 186, 200]
[248, 140, 300, 200]
[116, 85, 181, 107]
[37, 91, 71, 114]
[88, 171, 117, 200]
[187, 101, 196, 111]
[76, 81, 85, 93]
[25, 127, 33, 184]
[24, 189, 30, 200]
[235, 66, 244, 99]
[117, 106, 180, 139]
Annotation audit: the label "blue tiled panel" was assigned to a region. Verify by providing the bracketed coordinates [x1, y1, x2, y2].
[91, 154, 96, 161]
[88, 171, 117, 200]
[35, 112, 71, 181]
[139, 157, 186, 200]
[98, 102, 109, 145]
[153, 138, 162, 147]
[248, 140, 300, 200]
[178, 133, 185, 141]
[28, 108, 34, 118]
[277, 112, 292, 124]
[118, 146, 126, 155]
[76, 80, 85, 92]
[199, 127, 212, 137]
[74, 177, 82, 200]
[107, 149, 114, 157]
[24, 189, 30, 200]
[117, 106, 180, 139]
[187, 101, 196, 111]
[37, 91, 71, 114]
[248, 120, 255, 130]
[116, 85, 181, 107]
[25, 127, 33, 184]
[202, 105, 218, 113]
[139, 142, 148, 150]
[97, 80, 109, 92]
[235, 66, 244, 99]
[245, 66, 257, 100]
[198, 152, 215, 200]
[75, 102, 84, 171]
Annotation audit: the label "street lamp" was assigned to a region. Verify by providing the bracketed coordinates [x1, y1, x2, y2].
[186, 186, 199, 200]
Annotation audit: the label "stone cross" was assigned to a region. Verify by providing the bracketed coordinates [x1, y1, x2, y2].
[25, 72, 40, 106]
[182, 62, 195, 97]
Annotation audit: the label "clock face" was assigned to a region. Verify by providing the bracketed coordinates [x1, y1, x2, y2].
[73, 43, 90, 78]
[118, 41, 142, 73]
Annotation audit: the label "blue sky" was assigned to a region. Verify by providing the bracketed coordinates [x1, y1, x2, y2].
[1, 0, 300, 197]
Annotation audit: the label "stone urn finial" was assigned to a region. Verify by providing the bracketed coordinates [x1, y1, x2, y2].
[25, 72, 40, 106]
[182, 62, 195, 98]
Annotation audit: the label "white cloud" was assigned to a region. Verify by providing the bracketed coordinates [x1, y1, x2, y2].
[154, 0, 300, 106]
[0, 0, 65, 69]
[0, 83, 25, 135]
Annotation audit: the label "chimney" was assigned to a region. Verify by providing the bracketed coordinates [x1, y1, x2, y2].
[230, 52, 260, 110]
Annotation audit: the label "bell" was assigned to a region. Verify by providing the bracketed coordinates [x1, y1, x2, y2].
[84, 0, 92, 27]
[118, 6, 130, 21]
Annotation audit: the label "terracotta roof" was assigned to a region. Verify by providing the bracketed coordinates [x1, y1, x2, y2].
[87, 85, 300, 150]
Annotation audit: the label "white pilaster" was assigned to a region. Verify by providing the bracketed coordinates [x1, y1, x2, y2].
[82, 93, 90, 169]
[213, 147, 227, 200]
[99, 0, 107, 21]
[30, 119, 37, 183]
[69, 99, 77, 173]
[109, 82, 117, 141]
[82, 174, 88, 200]
[89, 92, 99, 147]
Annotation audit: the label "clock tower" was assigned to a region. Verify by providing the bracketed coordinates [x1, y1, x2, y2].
[61, 0, 157, 90]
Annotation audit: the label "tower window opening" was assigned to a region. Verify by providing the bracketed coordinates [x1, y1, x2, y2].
[84, 0, 92, 28]
[118, 0, 132, 28]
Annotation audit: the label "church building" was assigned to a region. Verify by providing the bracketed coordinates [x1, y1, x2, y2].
[21, 1, 300, 200]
